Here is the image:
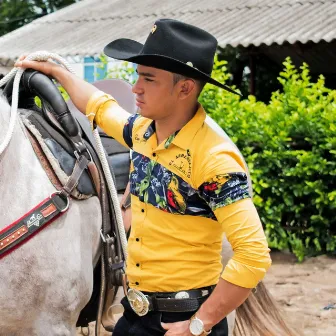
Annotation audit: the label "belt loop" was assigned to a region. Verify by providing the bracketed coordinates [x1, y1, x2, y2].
[150, 292, 159, 311]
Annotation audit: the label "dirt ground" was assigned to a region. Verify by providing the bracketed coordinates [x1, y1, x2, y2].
[77, 253, 336, 336]
[263, 252, 336, 336]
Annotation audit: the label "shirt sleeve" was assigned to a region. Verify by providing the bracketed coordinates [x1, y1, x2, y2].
[86, 90, 140, 149]
[198, 148, 272, 288]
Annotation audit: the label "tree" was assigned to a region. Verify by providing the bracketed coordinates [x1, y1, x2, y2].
[217, 45, 283, 103]
[0, 0, 79, 37]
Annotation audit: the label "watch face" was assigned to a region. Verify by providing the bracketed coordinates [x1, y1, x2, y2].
[190, 318, 204, 336]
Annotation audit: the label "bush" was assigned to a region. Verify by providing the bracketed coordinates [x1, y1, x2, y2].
[200, 56, 336, 261]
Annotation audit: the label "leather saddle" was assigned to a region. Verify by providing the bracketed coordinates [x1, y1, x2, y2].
[2, 72, 136, 195]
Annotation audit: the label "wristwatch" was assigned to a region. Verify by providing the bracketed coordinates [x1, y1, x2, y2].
[189, 314, 212, 335]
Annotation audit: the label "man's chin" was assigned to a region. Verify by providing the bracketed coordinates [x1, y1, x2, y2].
[138, 108, 154, 119]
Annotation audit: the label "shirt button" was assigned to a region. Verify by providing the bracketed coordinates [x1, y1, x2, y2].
[136, 238, 140, 242]
[141, 209, 145, 213]
[136, 263, 140, 267]
[153, 153, 156, 157]
[135, 281, 139, 286]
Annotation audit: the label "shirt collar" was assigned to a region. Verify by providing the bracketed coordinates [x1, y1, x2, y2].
[142, 104, 206, 150]
[143, 121, 155, 140]
[171, 104, 206, 150]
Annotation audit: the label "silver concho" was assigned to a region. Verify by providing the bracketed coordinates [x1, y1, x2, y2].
[175, 291, 190, 299]
[127, 288, 150, 316]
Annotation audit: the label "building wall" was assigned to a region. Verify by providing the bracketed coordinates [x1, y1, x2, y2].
[0, 55, 136, 84]
[65, 55, 136, 83]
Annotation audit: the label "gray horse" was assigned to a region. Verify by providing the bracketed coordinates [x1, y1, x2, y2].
[0, 92, 101, 335]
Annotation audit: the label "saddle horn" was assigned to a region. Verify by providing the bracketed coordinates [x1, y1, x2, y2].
[3, 69, 80, 138]
[23, 70, 80, 137]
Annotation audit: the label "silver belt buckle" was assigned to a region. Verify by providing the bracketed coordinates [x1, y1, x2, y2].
[127, 288, 150, 316]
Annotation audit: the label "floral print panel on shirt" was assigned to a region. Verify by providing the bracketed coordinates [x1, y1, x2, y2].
[123, 114, 140, 148]
[129, 151, 251, 219]
[199, 172, 250, 211]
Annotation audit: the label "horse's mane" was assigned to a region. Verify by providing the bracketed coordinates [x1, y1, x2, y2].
[0, 92, 10, 108]
[0, 92, 11, 127]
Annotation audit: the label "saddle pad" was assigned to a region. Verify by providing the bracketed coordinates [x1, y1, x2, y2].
[20, 110, 95, 199]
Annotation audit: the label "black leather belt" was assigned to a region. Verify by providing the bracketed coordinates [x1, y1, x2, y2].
[126, 286, 215, 316]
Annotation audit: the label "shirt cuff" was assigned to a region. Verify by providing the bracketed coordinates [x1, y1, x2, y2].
[85, 90, 118, 127]
[221, 257, 272, 288]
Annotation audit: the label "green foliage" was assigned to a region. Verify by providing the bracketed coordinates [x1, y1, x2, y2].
[0, 0, 34, 36]
[199, 56, 336, 261]
[99, 54, 136, 84]
[0, 0, 78, 37]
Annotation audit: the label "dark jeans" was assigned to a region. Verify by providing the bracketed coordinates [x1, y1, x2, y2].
[113, 297, 228, 336]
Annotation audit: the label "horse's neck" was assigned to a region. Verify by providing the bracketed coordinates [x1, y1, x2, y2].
[0, 96, 10, 144]
[0, 98, 56, 227]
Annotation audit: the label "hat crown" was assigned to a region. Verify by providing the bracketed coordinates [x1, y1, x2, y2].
[141, 19, 218, 75]
[103, 18, 241, 95]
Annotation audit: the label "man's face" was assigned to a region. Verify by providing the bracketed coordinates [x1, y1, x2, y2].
[132, 65, 178, 120]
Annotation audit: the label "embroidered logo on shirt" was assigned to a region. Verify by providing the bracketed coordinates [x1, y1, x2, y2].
[134, 133, 147, 144]
[169, 150, 192, 178]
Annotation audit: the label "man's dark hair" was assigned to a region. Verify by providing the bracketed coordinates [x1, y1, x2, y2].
[172, 73, 206, 98]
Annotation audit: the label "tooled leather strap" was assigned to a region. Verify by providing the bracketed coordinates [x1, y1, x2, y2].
[27, 130, 63, 191]
[0, 193, 69, 259]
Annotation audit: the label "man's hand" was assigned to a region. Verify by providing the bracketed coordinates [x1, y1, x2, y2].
[15, 55, 61, 77]
[161, 320, 192, 336]
[14, 53, 98, 114]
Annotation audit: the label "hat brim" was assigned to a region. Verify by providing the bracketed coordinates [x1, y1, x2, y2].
[104, 39, 242, 96]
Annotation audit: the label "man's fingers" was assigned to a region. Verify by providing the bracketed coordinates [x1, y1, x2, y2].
[18, 54, 28, 61]
[15, 60, 39, 69]
[14, 60, 54, 76]
[15, 53, 28, 64]
[161, 322, 172, 330]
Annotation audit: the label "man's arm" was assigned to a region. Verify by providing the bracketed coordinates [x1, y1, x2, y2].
[195, 278, 250, 331]
[194, 150, 271, 331]
[194, 198, 271, 331]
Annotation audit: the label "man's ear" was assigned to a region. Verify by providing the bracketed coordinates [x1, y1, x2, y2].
[179, 79, 196, 99]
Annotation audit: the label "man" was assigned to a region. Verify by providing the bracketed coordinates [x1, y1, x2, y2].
[16, 19, 271, 336]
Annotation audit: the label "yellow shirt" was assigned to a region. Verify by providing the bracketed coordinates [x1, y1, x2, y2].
[87, 91, 272, 292]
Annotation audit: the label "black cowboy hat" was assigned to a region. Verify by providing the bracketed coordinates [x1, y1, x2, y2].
[104, 19, 241, 96]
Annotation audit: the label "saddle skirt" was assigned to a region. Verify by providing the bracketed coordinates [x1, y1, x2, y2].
[20, 107, 131, 200]
[20, 109, 95, 199]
